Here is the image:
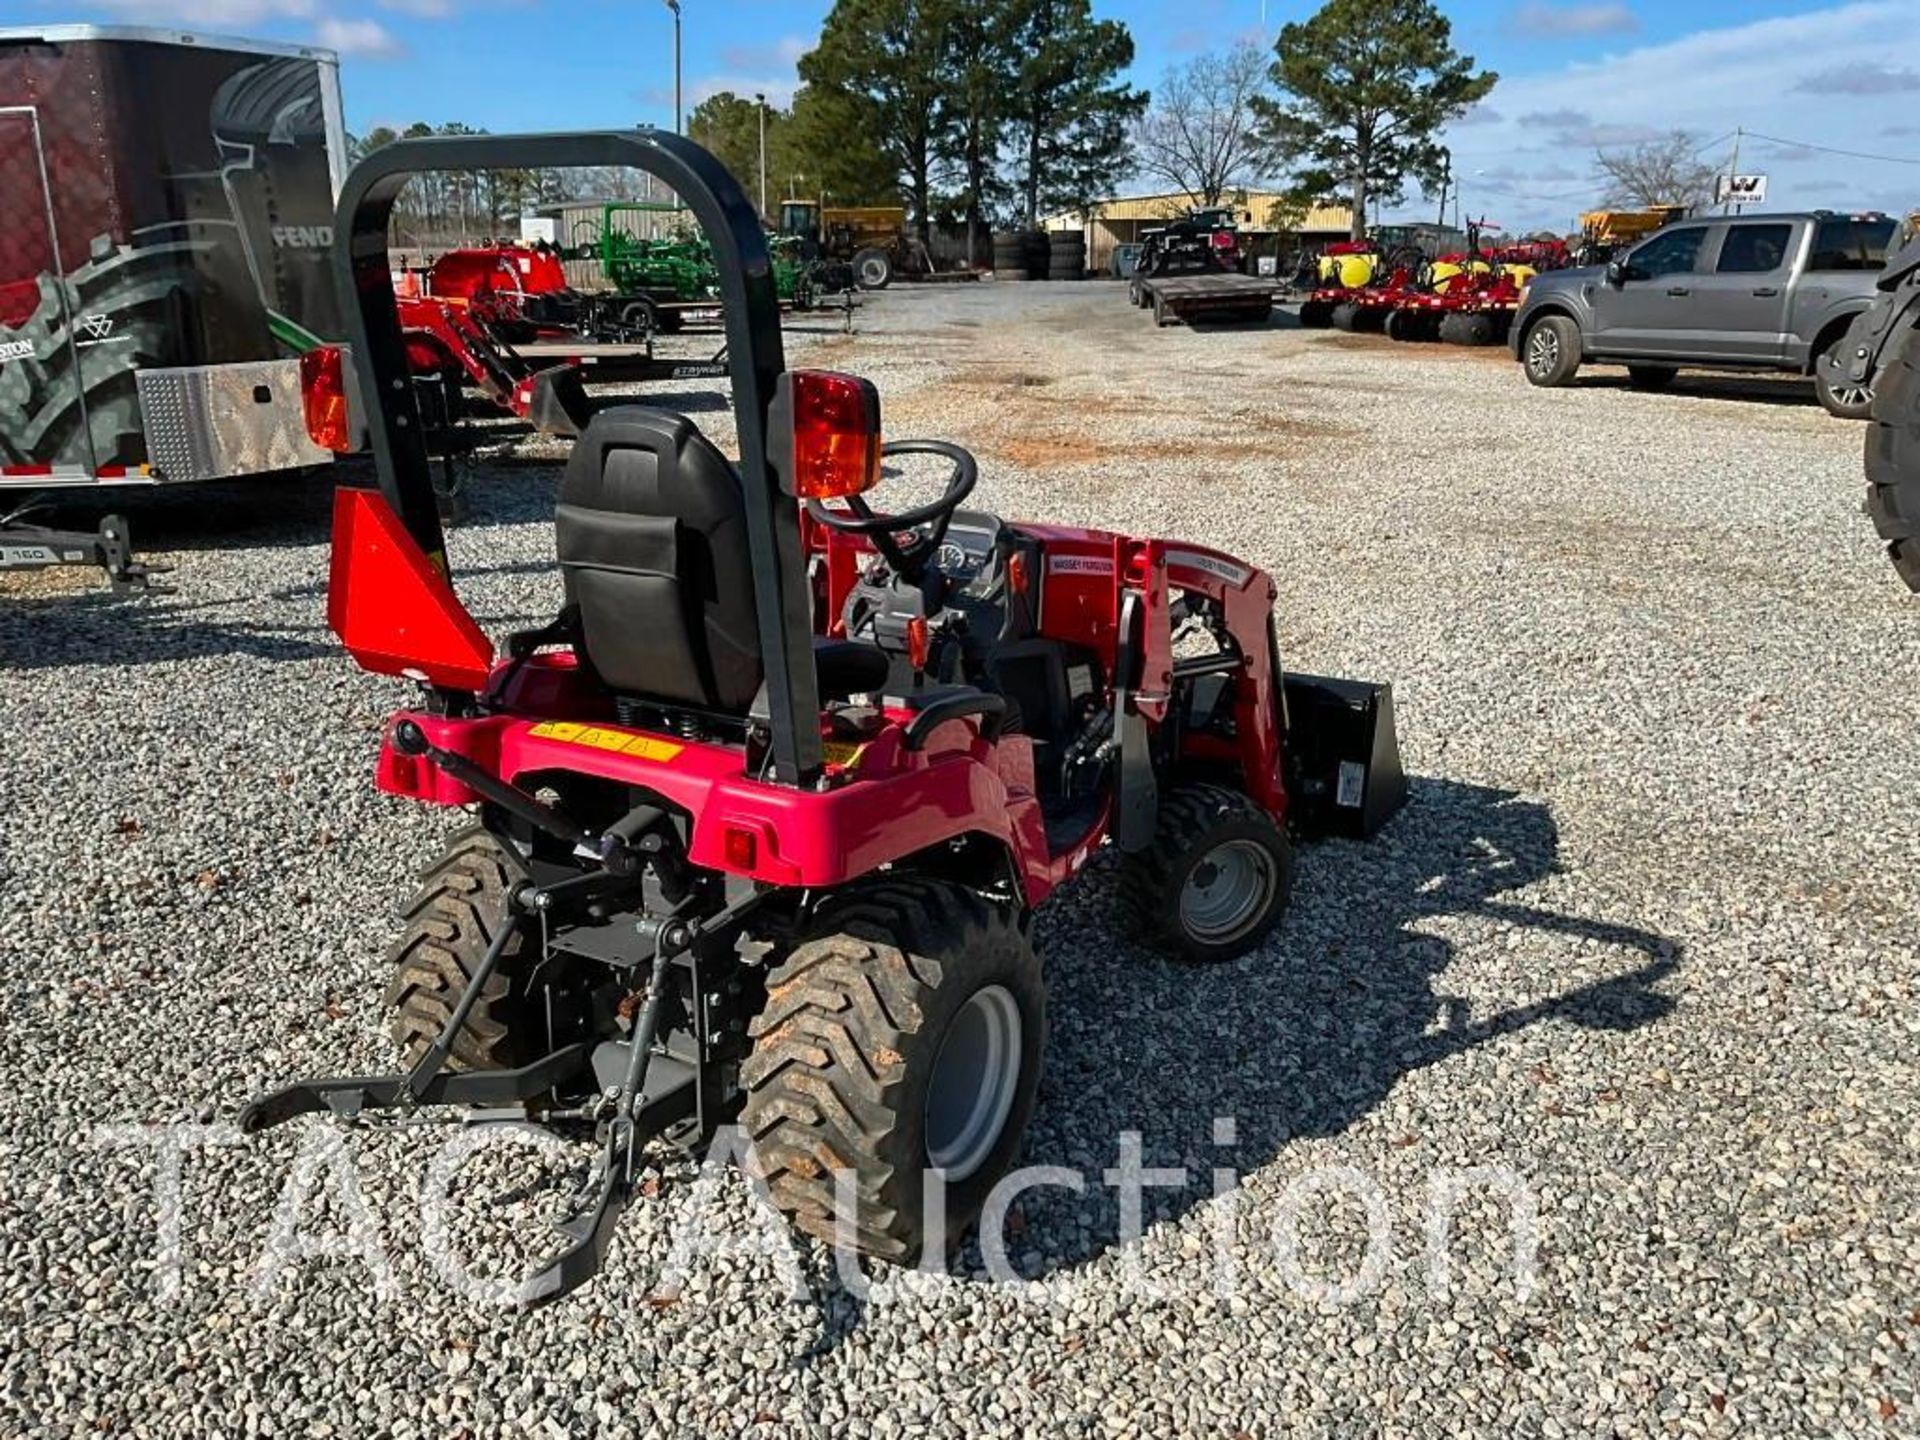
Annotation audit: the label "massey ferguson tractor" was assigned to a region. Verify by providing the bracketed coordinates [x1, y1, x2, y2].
[248, 130, 1406, 1303]
[1844, 226, 1920, 588]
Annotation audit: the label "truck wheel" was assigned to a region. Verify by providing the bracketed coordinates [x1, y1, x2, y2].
[1153, 296, 1171, 327]
[384, 827, 537, 1069]
[1521, 314, 1581, 386]
[1128, 278, 1145, 307]
[852, 247, 893, 290]
[1627, 365, 1678, 392]
[1866, 322, 1920, 590]
[742, 880, 1045, 1262]
[1815, 341, 1874, 420]
[1120, 784, 1294, 964]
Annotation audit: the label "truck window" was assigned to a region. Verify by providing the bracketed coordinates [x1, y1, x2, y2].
[1716, 223, 1793, 274]
[1628, 226, 1706, 278]
[1809, 218, 1898, 271]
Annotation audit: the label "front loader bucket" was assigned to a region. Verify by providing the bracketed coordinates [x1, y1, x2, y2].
[1282, 673, 1407, 839]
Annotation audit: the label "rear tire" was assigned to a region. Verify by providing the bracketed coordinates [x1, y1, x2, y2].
[1438, 312, 1494, 346]
[852, 247, 893, 290]
[1120, 784, 1294, 964]
[742, 880, 1045, 1263]
[1628, 365, 1679, 392]
[1866, 321, 1920, 590]
[1521, 314, 1581, 385]
[384, 827, 536, 1069]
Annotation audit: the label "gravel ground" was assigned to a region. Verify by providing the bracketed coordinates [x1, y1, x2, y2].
[3, 283, 1917, 1437]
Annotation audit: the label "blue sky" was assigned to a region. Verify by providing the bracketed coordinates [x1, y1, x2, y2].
[6, 0, 1919, 229]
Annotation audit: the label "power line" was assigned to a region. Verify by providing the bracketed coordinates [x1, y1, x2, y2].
[1739, 129, 1920, 168]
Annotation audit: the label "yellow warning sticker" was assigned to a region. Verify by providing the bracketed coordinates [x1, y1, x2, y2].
[821, 739, 867, 770]
[527, 720, 684, 762]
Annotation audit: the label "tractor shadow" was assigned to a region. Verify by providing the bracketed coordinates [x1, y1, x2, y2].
[0, 589, 337, 669]
[1017, 774, 1679, 1267]
[794, 775, 1678, 1353]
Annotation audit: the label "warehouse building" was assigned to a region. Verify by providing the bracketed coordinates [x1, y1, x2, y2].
[1042, 190, 1354, 274]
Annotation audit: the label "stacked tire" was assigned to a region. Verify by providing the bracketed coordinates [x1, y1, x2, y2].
[992, 229, 1028, 281]
[1021, 230, 1049, 280]
[1046, 229, 1086, 281]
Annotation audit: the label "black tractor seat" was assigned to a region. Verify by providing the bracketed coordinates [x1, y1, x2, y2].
[556, 406, 888, 715]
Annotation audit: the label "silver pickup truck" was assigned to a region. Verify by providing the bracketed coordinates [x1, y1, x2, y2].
[1510, 211, 1898, 418]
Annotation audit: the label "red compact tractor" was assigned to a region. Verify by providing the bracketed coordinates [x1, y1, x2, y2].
[249, 132, 1406, 1302]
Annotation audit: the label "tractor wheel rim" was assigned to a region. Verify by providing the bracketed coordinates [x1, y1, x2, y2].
[1527, 328, 1558, 373]
[925, 984, 1023, 1181]
[1179, 839, 1275, 945]
[860, 257, 887, 285]
[1831, 383, 1872, 409]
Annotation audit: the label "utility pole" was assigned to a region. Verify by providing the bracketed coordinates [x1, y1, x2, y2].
[1724, 127, 1742, 215]
[663, 0, 683, 136]
[756, 91, 768, 219]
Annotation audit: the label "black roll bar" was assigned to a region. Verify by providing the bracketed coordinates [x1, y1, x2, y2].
[333, 129, 823, 784]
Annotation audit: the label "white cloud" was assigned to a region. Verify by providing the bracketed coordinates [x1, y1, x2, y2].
[1511, 2, 1639, 38]
[1421, 1, 1920, 230]
[1793, 62, 1920, 95]
[379, 0, 454, 15]
[314, 16, 407, 58]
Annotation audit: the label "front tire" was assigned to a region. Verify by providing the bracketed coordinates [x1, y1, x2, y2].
[1866, 321, 1920, 589]
[1120, 784, 1294, 964]
[1522, 314, 1581, 385]
[1815, 340, 1874, 420]
[742, 880, 1045, 1262]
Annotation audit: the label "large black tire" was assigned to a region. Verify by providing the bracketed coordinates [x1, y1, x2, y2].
[1520, 313, 1581, 385]
[1815, 337, 1874, 420]
[852, 247, 893, 290]
[384, 827, 537, 1069]
[1438, 312, 1495, 347]
[1298, 299, 1334, 328]
[1385, 308, 1423, 343]
[742, 880, 1045, 1262]
[1329, 301, 1361, 332]
[1866, 321, 1920, 590]
[1119, 784, 1294, 964]
[1628, 365, 1679, 392]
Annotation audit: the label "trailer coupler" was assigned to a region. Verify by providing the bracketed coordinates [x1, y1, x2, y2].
[0, 513, 168, 592]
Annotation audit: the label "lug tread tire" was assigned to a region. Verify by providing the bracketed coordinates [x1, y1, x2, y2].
[1119, 783, 1294, 965]
[383, 827, 532, 1070]
[741, 880, 1042, 1262]
[1866, 323, 1920, 589]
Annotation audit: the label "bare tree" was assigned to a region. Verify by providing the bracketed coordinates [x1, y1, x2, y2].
[1131, 42, 1270, 205]
[1595, 131, 1719, 210]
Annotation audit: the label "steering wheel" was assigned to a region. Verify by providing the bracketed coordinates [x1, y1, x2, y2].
[805, 439, 977, 579]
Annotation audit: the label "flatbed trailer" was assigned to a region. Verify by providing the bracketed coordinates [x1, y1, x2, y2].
[512, 338, 730, 386]
[1139, 273, 1276, 327]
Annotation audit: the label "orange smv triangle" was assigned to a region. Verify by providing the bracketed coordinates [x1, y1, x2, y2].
[326, 487, 495, 692]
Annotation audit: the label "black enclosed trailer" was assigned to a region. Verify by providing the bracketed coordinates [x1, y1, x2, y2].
[0, 25, 346, 494]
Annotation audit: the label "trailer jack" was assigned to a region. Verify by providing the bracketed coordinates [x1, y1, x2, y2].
[0, 511, 168, 592]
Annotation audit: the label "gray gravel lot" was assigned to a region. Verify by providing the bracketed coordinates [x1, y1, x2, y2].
[2, 282, 1917, 1437]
